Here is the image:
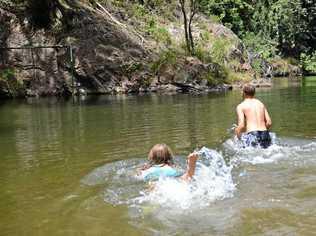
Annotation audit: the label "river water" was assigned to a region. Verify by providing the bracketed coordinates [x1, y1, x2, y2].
[0, 77, 315, 235]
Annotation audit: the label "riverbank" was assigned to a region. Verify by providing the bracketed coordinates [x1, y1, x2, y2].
[0, 1, 303, 98]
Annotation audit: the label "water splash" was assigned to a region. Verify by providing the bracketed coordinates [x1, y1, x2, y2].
[223, 133, 316, 165]
[81, 134, 316, 209]
[80, 135, 316, 234]
[81, 147, 235, 209]
[135, 147, 235, 210]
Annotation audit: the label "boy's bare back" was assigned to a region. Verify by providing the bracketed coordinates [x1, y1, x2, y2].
[237, 98, 270, 133]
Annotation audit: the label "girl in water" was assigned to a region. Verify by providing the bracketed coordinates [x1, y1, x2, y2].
[139, 144, 198, 181]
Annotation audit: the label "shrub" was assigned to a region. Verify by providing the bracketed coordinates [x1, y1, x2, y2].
[210, 37, 232, 65]
[300, 52, 316, 73]
[225, 70, 252, 84]
[150, 49, 177, 74]
[195, 44, 212, 63]
[0, 68, 15, 81]
[150, 27, 172, 45]
[0, 67, 24, 97]
[242, 32, 278, 60]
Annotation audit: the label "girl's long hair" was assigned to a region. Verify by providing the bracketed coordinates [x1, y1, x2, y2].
[148, 143, 174, 166]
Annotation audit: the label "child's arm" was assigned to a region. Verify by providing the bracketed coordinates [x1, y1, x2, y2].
[181, 153, 198, 181]
[136, 163, 151, 176]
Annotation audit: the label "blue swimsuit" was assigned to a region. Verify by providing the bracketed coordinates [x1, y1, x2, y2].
[142, 165, 182, 181]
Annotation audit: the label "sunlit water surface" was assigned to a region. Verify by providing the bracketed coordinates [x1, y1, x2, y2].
[0, 77, 316, 235]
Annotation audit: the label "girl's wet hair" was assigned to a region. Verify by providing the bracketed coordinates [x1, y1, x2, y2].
[148, 144, 174, 166]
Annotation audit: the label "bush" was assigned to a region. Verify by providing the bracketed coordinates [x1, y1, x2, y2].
[242, 32, 278, 60]
[131, 3, 149, 18]
[149, 26, 172, 45]
[0, 67, 24, 97]
[150, 49, 177, 74]
[225, 70, 252, 83]
[251, 58, 263, 74]
[300, 52, 316, 73]
[210, 37, 232, 65]
[0, 68, 15, 81]
[195, 44, 212, 63]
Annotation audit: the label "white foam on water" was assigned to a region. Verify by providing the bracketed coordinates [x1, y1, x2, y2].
[81, 134, 316, 210]
[81, 134, 316, 212]
[133, 147, 235, 210]
[81, 147, 235, 210]
[79, 134, 316, 234]
[223, 133, 316, 165]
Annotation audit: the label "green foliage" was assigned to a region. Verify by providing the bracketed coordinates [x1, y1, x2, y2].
[210, 37, 232, 65]
[199, 0, 316, 63]
[252, 0, 310, 57]
[203, 72, 217, 86]
[199, 0, 254, 36]
[0, 68, 15, 81]
[300, 52, 316, 73]
[144, 0, 165, 8]
[205, 65, 228, 85]
[0, 68, 24, 97]
[131, 3, 149, 18]
[200, 31, 211, 42]
[195, 44, 212, 63]
[243, 32, 278, 60]
[122, 62, 143, 74]
[147, 23, 172, 45]
[150, 49, 178, 74]
[225, 70, 252, 83]
[251, 58, 263, 74]
[108, 0, 126, 7]
[250, 0, 315, 58]
[125, 2, 172, 44]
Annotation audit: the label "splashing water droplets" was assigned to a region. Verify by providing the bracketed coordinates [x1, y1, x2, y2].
[81, 134, 316, 213]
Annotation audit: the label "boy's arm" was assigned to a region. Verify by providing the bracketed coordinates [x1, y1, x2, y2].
[235, 105, 245, 139]
[181, 153, 198, 181]
[264, 107, 272, 129]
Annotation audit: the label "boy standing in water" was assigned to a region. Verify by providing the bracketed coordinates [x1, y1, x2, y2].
[235, 84, 272, 148]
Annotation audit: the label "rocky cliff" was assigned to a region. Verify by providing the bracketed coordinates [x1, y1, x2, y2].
[0, 0, 272, 98]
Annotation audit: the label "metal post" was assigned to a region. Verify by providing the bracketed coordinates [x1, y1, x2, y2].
[31, 48, 37, 82]
[69, 45, 75, 96]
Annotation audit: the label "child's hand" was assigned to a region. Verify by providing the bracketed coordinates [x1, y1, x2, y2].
[187, 153, 198, 164]
[181, 153, 199, 181]
[139, 163, 151, 171]
[136, 163, 151, 176]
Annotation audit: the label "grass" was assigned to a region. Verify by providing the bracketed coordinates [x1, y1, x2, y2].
[225, 70, 253, 83]
[150, 48, 178, 74]
[0, 67, 24, 97]
[0, 68, 15, 81]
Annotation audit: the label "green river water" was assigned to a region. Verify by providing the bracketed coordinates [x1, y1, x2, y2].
[0, 77, 316, 235]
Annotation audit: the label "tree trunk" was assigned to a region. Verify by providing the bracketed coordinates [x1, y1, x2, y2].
[188, 14, 195, 55]
[179, 0, 191, 54]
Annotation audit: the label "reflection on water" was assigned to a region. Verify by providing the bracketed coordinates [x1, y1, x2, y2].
[0, 77, 316, 235]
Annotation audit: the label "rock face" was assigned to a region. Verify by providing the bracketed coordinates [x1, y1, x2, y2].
[0, 2, 264, 98]
[271, 59, 302, 77]
[0, 8, 71, 97]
